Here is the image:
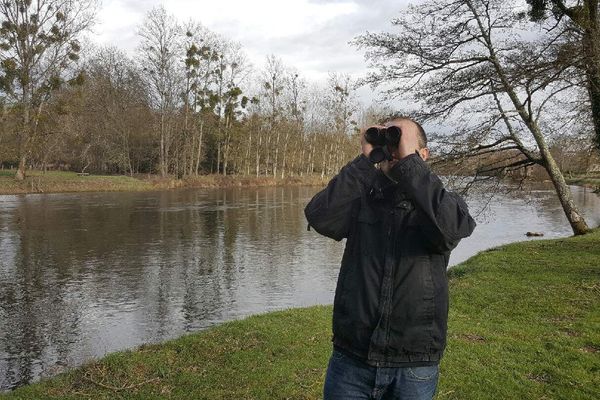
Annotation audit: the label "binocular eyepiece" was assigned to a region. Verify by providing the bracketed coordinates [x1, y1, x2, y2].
[364, 126, 401, 164]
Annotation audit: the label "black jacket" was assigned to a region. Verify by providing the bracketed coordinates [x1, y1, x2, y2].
[305, 154, 476, 367]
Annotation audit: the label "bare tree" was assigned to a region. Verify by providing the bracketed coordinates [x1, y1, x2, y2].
[323, 73, 358, 176]
[354, 0, 590, 234]
[138, 6, 183, 177]
[259, 55, 287, 177]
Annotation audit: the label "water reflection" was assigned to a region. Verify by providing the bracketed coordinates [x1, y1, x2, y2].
[0, 185, 598, 390]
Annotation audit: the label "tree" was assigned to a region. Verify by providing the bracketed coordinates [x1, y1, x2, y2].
[138, 6, 183, 177]
[259, 55, 286, 177]
[326, 72, 358, 136]
[0, 0, 98, 180]
[79, 47, 152, 174]
[182, 23, 221, 176]
[354, 0, 590, 235]
[211, 41, 249, 176]
[526, 0, 600, 149]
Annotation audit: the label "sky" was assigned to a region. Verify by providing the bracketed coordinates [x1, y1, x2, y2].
[88, 0, 414, 104]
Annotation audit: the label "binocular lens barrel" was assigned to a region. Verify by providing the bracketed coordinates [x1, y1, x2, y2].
[365, 127, 386, 146]
[364, 125, 402, 163]
[385, 126, 401, 146]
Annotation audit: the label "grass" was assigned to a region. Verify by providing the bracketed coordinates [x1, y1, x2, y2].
[0, 170, 153, 194]
[0, 170, 327, 195]
[2, 230, 599, 399]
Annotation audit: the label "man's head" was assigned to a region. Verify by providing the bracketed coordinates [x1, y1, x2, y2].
[383, 117, 429, 162]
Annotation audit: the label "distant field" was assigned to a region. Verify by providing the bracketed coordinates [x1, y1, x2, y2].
[0, 169, 327, 195]
[0, 170, 153, 194]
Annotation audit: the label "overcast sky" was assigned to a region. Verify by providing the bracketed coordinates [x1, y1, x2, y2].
[89, 0, 414, 104]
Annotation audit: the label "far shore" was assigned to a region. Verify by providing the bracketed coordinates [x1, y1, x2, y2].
[0, 169, 598, 196]
[0, 169, 329, 195]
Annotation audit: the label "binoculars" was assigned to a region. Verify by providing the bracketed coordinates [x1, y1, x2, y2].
[364, 126, 402, 164]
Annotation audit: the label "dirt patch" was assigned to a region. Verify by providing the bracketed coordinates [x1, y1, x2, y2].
[580, 344, 599, 353]
[559, 328, 581, 337]
[526, 372, 552, 383]
[456, 333, 486, 343]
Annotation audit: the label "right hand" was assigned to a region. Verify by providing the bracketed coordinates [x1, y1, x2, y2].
[360, 126, 382, 158]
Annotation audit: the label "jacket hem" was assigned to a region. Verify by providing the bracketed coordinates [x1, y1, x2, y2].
[333, 340, 443, 368]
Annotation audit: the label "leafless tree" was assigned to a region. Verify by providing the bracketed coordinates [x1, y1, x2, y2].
[138, 6, 183, 177]
[354, 0, 590, 234]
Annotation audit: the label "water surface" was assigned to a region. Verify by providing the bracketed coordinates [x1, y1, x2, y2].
[0, 185, 598, 390]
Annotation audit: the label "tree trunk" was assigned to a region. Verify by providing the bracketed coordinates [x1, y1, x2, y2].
[543, 156, 590, 235]
[195, 120, 204, 175]
[245, 130, 252, 176]
[256, 128, 262, 177]
[528, 115, 590, 235]
[217, 143, 221, 175]
[15, 92, 30, 181]
[15, 154, 26, 181]
[280, 130, 290, 179]
[273, 128, 281, 177]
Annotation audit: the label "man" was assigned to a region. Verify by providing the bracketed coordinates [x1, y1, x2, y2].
[305, 117, 476, 400]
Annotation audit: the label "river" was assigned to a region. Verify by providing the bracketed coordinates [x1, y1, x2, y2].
[0, 184, 598, 390]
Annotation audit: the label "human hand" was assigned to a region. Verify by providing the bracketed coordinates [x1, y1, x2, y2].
[385, 120, 428, 161]
[397, 126, 421, 159]
[360, 127, 378, 158]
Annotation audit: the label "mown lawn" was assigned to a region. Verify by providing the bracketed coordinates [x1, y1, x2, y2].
[2, 230, 599, 399]
[0, 170, 153, 194]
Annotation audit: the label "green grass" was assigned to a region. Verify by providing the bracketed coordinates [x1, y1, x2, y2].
[2, 231, 599, 399]
[0, 170, 153, 194]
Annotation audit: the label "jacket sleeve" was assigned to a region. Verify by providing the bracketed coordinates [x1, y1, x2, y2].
[388, 154, 476, 252]
[304, 155, 379, 241]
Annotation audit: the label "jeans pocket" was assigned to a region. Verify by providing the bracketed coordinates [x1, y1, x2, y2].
[407, 365, 439, 381]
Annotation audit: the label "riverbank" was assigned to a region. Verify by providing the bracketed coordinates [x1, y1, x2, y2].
[2, 169, 599, 196]
[2, 230, 598, 399]
[565, 174, 600, 191]
[0, 170, 327, 195]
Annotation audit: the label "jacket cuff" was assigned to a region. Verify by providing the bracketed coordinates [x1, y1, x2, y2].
[350, 154, 379, 185]
[387, 153, 429, 183]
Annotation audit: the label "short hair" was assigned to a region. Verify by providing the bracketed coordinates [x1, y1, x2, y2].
[384, 116, 428, 149]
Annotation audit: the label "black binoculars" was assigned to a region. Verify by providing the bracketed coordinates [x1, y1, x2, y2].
[364, 125, 402, 164]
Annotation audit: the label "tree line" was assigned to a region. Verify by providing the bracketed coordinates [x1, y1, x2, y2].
[0, 2, 372, 180]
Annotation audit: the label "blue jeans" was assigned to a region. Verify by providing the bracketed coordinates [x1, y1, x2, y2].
[323, 349, 439, 400]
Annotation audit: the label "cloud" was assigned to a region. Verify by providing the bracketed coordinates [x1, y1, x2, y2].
[88, 0, 416, 103]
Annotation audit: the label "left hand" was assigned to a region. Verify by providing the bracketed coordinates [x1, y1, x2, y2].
[379, 124, 425, 176]
[397, 127, 421, 159]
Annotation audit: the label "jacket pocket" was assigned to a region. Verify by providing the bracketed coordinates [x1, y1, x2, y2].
[356, 208, 381, 255]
